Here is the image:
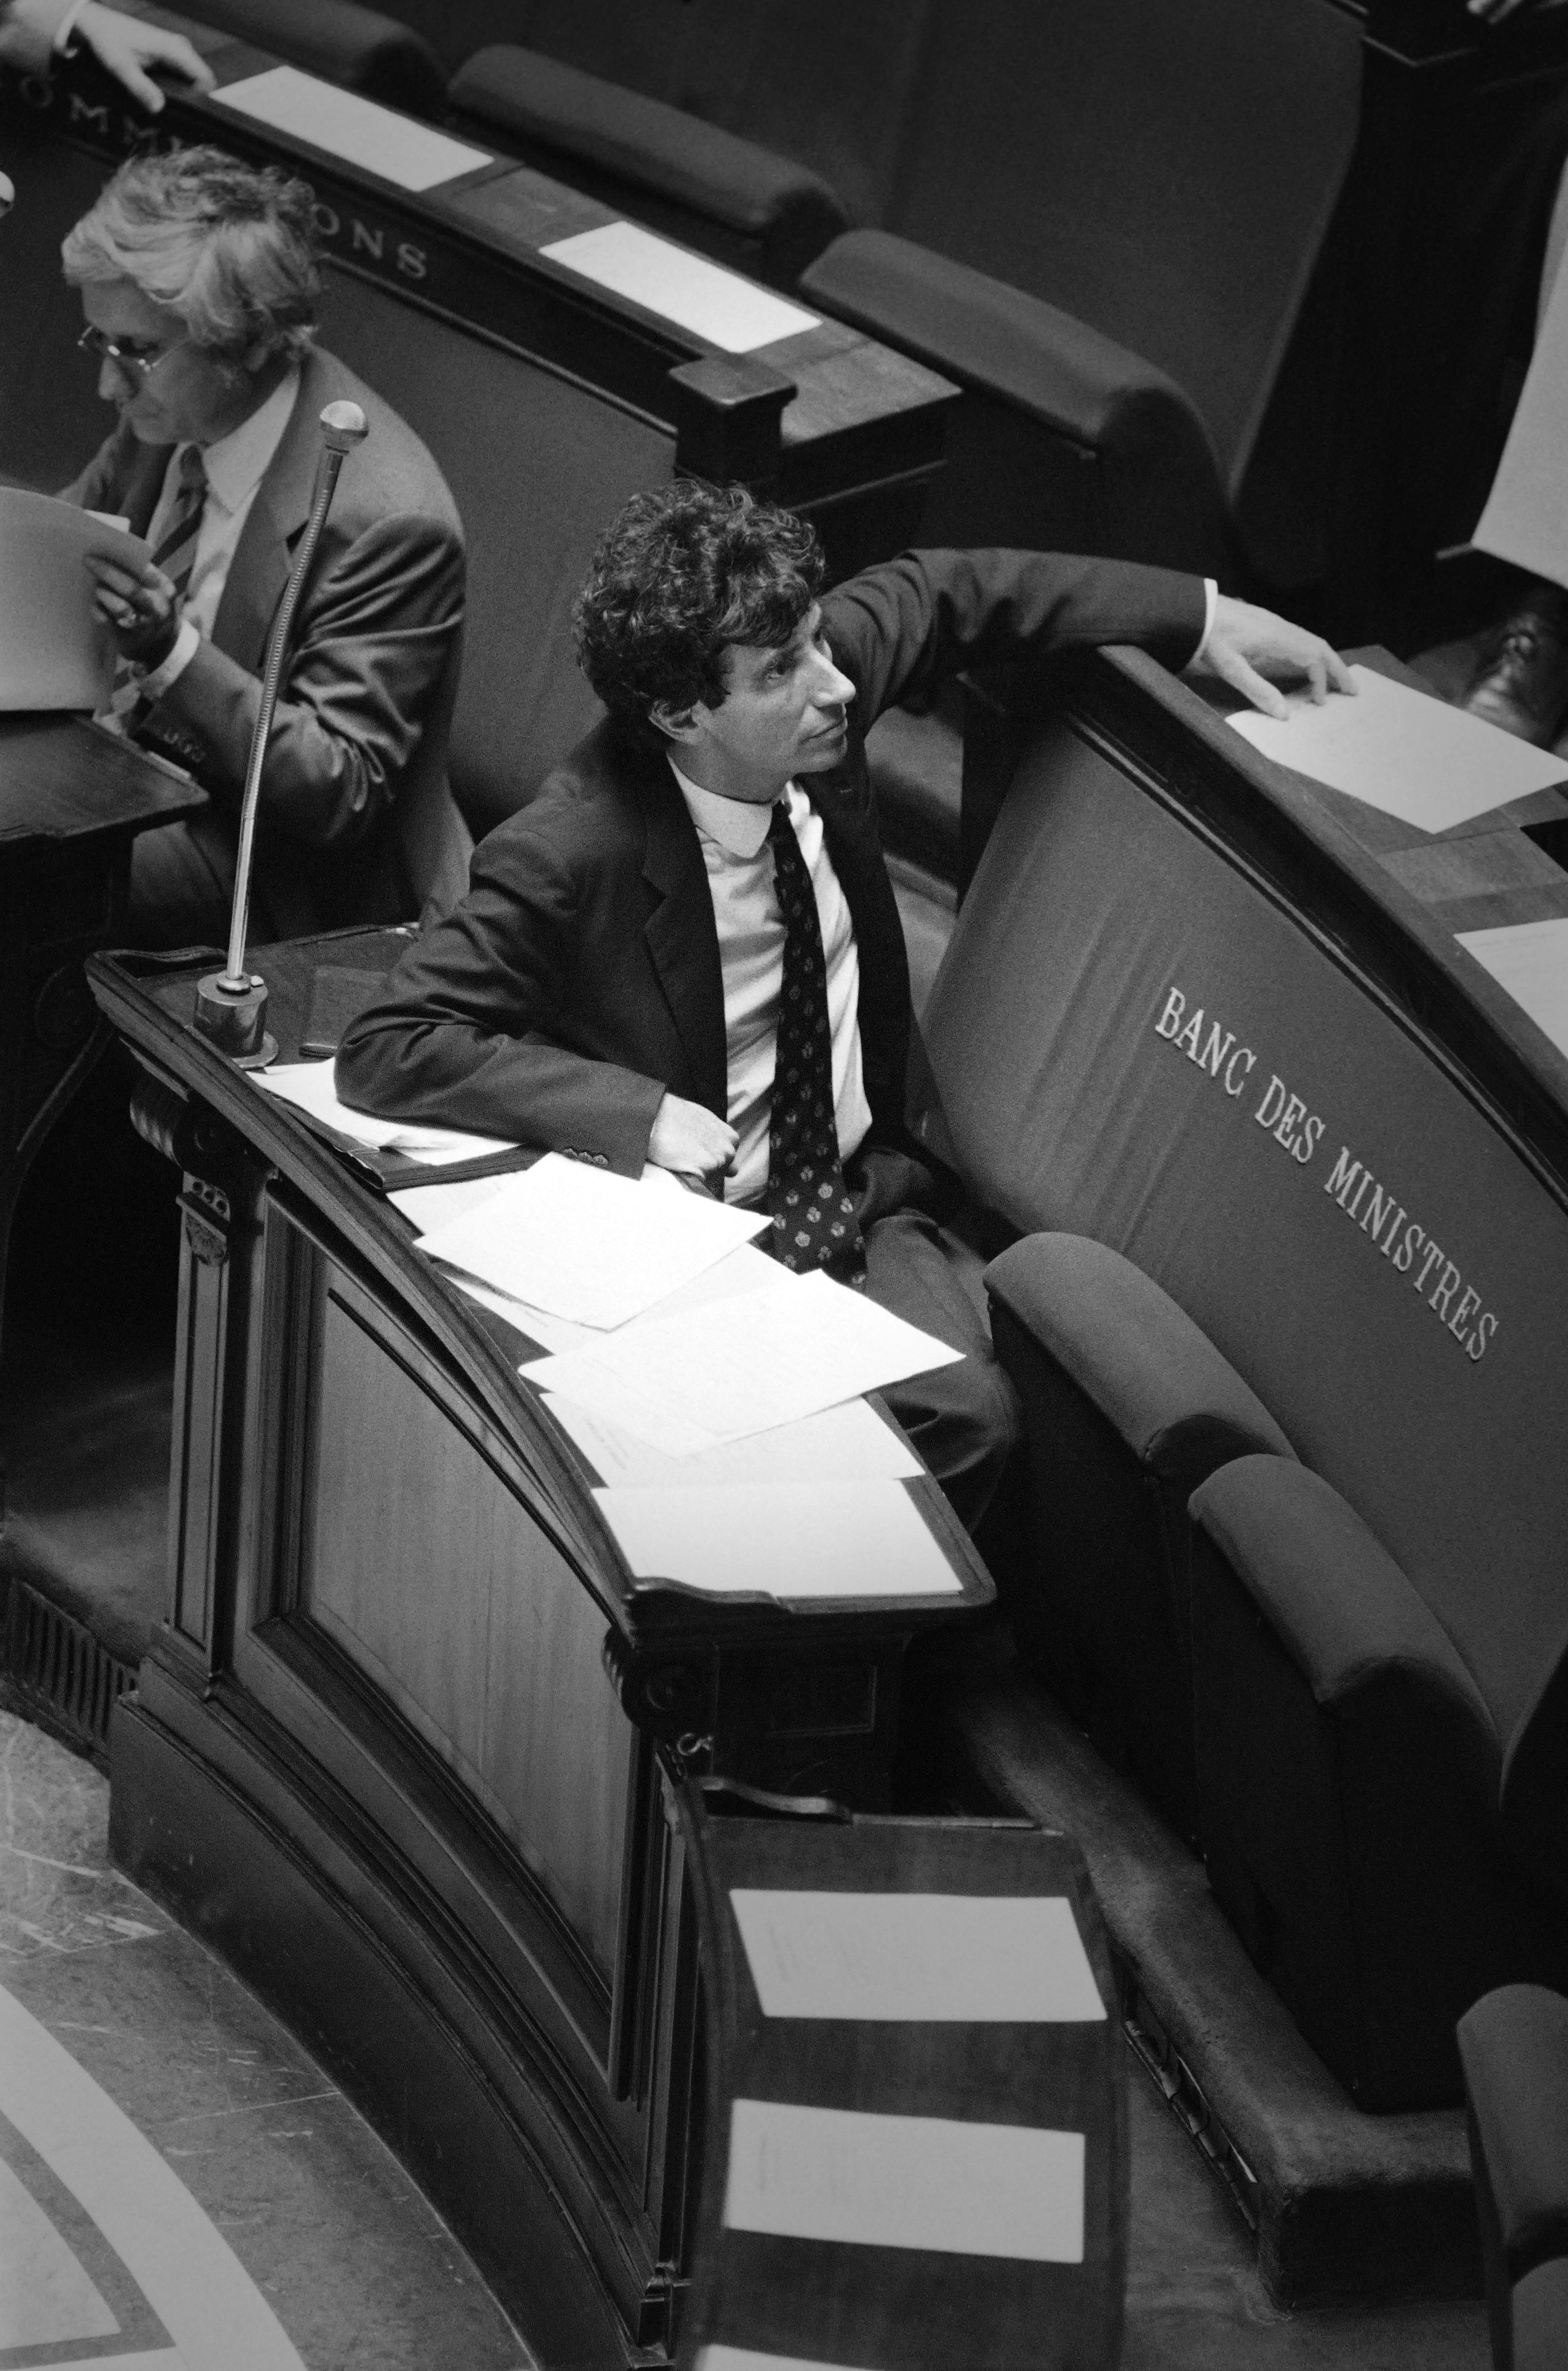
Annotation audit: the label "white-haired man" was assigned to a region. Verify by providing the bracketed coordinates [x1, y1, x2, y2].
[0, 0, 211, 111]
[61, 145, 466, 944]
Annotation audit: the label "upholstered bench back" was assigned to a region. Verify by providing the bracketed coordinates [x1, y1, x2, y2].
[919, 697, 1568, 1878]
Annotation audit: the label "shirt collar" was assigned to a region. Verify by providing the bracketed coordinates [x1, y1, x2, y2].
[668, 757, 790, 859]
[190, 365, 302, 515]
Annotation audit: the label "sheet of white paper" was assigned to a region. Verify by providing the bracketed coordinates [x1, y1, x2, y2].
[1456, 916, 1568, 1060]
[253, 1061, 516, 1162]
[1227, 665, 1568, 829]
[593, 1480, 957, 1600]
[1476, 234, 1568, 584]
[390, 1175, 516, 1235]
[722, 2099, 1085, 2262]
[540, 221, 820, 352]
[213, 67, 491, 192]
[527, 1269, 959, 1454]
[696, 2350, 872, 2371]
[548, 1392, 919, 1488]
[416, 1154, 767, 1329]
[729, 1891, 1105, 2023]
[0, 491, 147, 712]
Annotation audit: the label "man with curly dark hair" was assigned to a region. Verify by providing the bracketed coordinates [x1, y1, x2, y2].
[59, 146, 466, 943]
[338, 481, 1346, 1524]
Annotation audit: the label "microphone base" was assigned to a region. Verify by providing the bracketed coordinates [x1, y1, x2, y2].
[193, 971, 276, 1069]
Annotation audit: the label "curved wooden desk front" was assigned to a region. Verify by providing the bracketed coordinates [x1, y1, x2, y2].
[87, 940, 992, 2367]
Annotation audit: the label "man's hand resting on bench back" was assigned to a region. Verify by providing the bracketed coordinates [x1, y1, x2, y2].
[1187, 594, 1356, 721]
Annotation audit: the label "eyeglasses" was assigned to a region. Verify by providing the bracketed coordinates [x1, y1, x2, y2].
[77, 323, 190, 379]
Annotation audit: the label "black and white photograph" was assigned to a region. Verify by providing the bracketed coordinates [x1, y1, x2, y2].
[2, 4, 1568, 2366]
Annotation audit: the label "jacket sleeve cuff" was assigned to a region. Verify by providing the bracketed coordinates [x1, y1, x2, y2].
[1191, 578, 1218, 665]
[136, 616, 200, 702]
[53, 0, 90, 52]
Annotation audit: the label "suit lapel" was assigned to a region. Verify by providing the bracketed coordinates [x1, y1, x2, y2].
[211, 353, 322, 669]
[636, 748, 729, 1114]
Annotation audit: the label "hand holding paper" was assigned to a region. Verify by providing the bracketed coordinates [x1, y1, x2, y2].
[0, 491, 151, 713]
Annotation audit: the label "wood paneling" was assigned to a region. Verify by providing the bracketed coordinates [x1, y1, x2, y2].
[300, 1281, 630, 1980]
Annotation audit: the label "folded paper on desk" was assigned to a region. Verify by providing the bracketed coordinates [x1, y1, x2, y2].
[1456, 916, 1568, 1060]
[1228, 664, 1568, 828]
[525, 1269, 961, 1456]
[0, 492, 148, 712]
[253, 1060, 519, 1166]
[415, 1154, 769, 1329]
[593, 1481, 957, 1599]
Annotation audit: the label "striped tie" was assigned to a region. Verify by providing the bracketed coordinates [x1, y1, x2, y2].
[108, 444, 207, 734]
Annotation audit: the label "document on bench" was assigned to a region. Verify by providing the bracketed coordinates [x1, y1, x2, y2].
[549, 1390, 920, 1487]
[728, 1891, 1105, 2022]
[1227, 663, 1568, 828]
[1456, 916, 1568, 1060]
[523, 1268, 960, 1457]
[539, 221, 821, 352]
[593, 1480, 957, 1599]
[433, 1236, 778, 1359]
[414, 1154, 769, 1329]
[0, 491, 148, 713]
[212, 67, 492, 193]
[253, 1060, 517, 1166]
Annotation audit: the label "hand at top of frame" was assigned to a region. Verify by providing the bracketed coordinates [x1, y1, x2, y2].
[74, 3, 215, 112]
[1187, 594, 1357, 722]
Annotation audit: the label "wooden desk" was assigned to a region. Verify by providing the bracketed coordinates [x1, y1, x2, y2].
[0, 715, 202, 1351]
[87, 933, 992, 2364]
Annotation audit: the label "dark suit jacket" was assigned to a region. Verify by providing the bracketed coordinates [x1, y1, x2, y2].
[336, 546, 1206, 1167]
[64, 344, 466, 930]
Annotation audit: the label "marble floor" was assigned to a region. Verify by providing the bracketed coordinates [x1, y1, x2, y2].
[0, 1709, 531, 2371]
[0, 1705, 1490, 2371]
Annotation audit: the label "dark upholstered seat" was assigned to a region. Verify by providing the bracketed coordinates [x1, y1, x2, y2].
[418, 0, 1360, 585]
[448, 48, 846, 289]
[799, 233, 1230, 577]
[1191, 1462, 1563, 2111]
[187, 0, 447, 118]
[1459, 1985, 1568, 2371]
[985, 1235, 1293, 1841]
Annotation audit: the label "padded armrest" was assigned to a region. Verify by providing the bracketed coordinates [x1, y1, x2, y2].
[450, 48, 847, 278]
[1459, 1985, 1568, 2280]
[799, 229, 1221, 475]
[985, 1234, 1293, 1477]
[189, 0, 447, 116]
[1190, 1456, 1494, 1738]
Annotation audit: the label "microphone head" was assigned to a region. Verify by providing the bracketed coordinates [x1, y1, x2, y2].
[0, 172, 14, 221]
[320, 399, 368, 453]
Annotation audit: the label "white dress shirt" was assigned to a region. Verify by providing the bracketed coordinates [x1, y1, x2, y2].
[133, 366, 302, 699]
[669, 761, 874, 1206]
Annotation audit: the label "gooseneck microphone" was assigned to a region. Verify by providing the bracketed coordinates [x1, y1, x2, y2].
[193, 399, 368, 1065]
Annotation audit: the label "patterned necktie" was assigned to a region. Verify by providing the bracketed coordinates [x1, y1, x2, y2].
[763, 800, 866, 1285]
[109, 444, 207, 734]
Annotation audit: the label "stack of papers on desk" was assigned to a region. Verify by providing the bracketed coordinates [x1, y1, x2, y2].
[254, 1059, 518, 1166]
[414, 1154, 769, 1328]
[522, 1268, 960, 1456]
[398, 1149, 966, 1601]
[593, 1480, 957, 1598]
[1227, 664, 1568, 830]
